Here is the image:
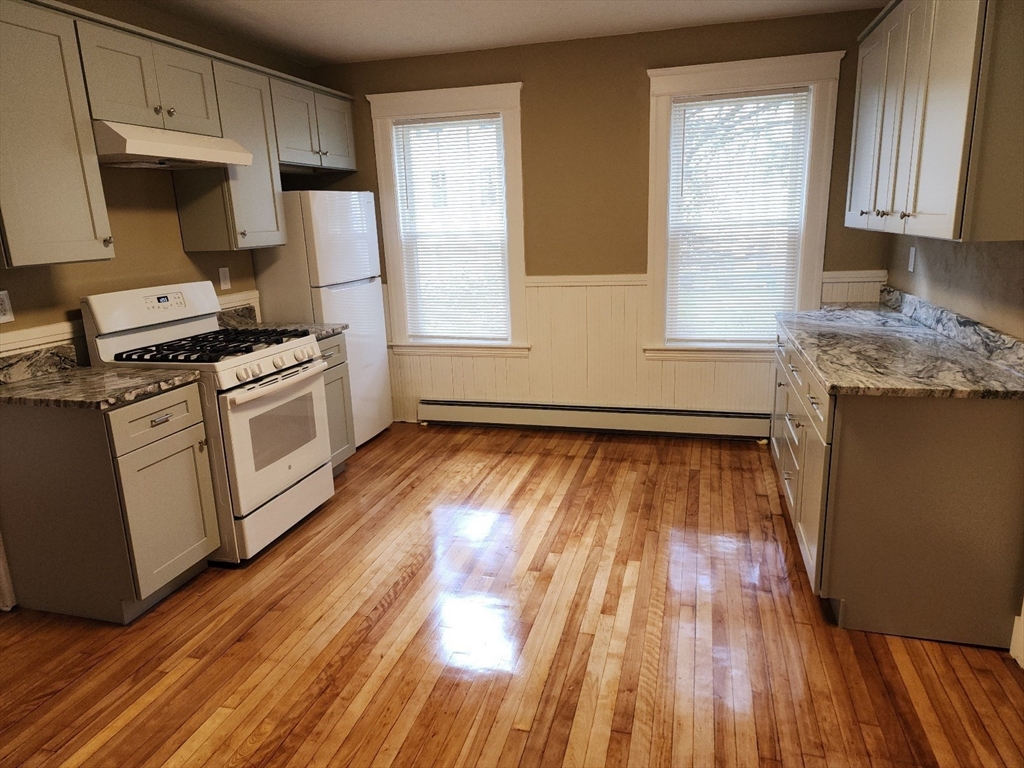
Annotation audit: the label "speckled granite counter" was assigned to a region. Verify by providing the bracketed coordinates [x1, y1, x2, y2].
[0, 367, 200, 410]
[777, 305, 1024, 399]
[217, 308, 348, 342]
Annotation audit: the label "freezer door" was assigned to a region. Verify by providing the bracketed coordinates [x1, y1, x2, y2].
[313, 278, 393, 446]
[301, 190, 381, 287]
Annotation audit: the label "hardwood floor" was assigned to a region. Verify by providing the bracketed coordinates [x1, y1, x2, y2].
[1, 423, 1022, 767]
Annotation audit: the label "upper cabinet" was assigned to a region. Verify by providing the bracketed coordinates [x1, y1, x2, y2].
[77, 22, 222, 137]
[845, 0, 1024, 241]
[174, 62, 286, 251]
[271, 79, 356, 171]
[0, 0, 113, 267]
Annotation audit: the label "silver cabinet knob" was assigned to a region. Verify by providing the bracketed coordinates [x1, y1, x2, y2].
[167, 107, 176, 117]
[102, 236, 113, 247]
[875, 209, 890, 217]
[859, 209, 870, 216]
[154, 105, 163, 115]
[899, 211, 911, 219]
[239, 230, 247, 238]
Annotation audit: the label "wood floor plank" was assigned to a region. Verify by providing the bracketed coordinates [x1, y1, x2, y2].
[0, 424, 1018, 768]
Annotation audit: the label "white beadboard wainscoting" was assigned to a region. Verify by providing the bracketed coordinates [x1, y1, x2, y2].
[820, 270, 888, 303]
[385, 270, 886, 428]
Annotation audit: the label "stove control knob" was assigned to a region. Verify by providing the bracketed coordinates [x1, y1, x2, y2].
[294, 348, 307, 362]
[251, 363, 262, 377]
[307, 345, 317, 358]
[273, 355, 286, 369]
[236, 368, 251, 382]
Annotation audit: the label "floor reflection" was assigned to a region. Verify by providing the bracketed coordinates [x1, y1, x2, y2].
[438, 594, 515, 672]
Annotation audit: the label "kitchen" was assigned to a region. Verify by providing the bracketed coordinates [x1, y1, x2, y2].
[0, 0, 1022, 765]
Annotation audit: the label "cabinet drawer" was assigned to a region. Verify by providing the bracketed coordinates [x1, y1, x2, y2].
[802, 367, 833, 443]
[319, 333, 347, 369]
[107, 384, 203, 456]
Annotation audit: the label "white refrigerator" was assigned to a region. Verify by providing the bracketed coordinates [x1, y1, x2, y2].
[253, 190, 393, 446]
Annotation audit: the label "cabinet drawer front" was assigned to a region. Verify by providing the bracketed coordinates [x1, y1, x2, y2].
[319, 333, 347, 368]
[107, 384, 203, 456]
[803, 366, 832, 443]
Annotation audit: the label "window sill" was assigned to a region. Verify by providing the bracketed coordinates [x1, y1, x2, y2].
[389, 343, 532, 358]
[642, 344, 775, 362]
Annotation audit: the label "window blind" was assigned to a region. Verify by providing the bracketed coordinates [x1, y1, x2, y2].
[393, 114, 511, 343]
[666, 90, 810, 344]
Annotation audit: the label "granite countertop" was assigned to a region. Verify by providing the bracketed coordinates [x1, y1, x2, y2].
[217, 313, 348, 342]
[0, 367, 201, 410]
[777, 305, 1024, 399]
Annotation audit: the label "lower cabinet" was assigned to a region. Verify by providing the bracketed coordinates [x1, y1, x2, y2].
[0, 383, 219, 623]
[320, 332, 356, 473]
[770, 321, 1024, 648]
[115, 422, 218, 599]
[771, 346, 830, 593]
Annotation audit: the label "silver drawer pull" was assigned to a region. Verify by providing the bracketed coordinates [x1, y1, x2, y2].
[807, 395, 821, 412]
[322, 350, 337, 359]
[150, 413, 172, 427]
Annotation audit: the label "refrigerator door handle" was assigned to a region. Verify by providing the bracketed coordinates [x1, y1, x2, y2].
[325, 276, 378, 291]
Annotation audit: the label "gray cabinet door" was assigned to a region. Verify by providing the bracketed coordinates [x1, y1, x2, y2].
[0, 0, 113, 267]
[315, 92, 356, 170]
[271, 79, 321, 166]
[152, 42, 221, 137]
[796, 430, 830, 595]
[214, 62, 285, 248]
[76, 21, 163, 128]
[324, 360, 356, 470]
[115, 422, 219, 599]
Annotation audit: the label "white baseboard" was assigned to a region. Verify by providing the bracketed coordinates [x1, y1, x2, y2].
[417, 400, 769, 438]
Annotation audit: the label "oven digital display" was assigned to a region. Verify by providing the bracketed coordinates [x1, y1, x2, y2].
[144, 291, 186, 310]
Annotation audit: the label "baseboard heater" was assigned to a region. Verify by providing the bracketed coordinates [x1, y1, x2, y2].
[417, 400, 769, 438]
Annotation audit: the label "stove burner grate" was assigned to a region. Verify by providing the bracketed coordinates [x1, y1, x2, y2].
[113, 328, 310, 364]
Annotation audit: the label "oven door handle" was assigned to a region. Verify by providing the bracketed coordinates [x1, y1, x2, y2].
[226, 361, 327, 409]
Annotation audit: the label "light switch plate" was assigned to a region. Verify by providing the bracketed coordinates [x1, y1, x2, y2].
[219, 267, 231, 290]
[0, 290, 13, 324]
[908, 246, 916, 273]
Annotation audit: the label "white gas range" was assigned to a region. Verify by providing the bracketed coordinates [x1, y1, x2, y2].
[82, 281, 334, 563]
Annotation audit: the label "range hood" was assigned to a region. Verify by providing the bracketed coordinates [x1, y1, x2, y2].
[92, 120, 253, 169]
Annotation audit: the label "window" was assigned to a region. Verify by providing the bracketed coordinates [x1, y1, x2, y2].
[647, 53, 844, 352]
[369, 84, 527, 352]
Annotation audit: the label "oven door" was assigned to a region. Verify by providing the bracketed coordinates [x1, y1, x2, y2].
[218, 360, 331, 518]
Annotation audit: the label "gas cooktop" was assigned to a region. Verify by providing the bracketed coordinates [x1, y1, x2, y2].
[113, 328, 311, 363]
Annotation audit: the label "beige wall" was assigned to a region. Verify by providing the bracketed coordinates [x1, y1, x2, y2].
[315, 9, 891, 278]
[0, 169, 255, 332]
[887, 236, 1024, 339]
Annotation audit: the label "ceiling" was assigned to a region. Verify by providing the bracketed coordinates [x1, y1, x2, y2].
[141, 0, 885, 65]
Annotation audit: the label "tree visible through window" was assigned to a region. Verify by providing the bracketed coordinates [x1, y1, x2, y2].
[666, 90, 810, 343]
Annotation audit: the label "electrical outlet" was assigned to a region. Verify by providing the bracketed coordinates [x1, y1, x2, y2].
[908, 246, 916, 273]
[0, 290, 13, 324]
[219, 267, 231, 290]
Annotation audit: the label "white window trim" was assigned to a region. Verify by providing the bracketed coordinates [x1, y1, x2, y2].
[368, 82, 528, 352]
[645, 52, 844, 358]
